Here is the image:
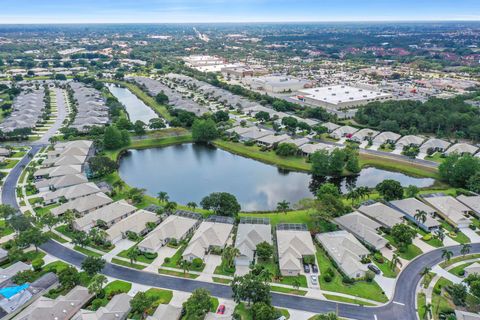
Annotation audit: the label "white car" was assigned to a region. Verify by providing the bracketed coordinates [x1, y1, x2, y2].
[310, 275, 318, 285]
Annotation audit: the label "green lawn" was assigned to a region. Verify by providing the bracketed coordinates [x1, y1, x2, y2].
[213, 140, 311, 172]
[441, 222, 471, 244]
[118, 247, 157, 264]
[0, 219, 14, 237]
[373, 259, 398, 278]
[440, 254, 480, 268]
[448, 262, 473, 276]
[160, 244, 204, 272]
[383, 234, 423, 260]
[55, 225, 76, 239]
[315, 246, 387, 302]
[45, 231, 68, 243]
[74, 246, 103, 257]
[111, 258, 146, 270]
[214, 256, 235, 276]
[425, 152, 445, 163]
[417, 292, 427, 320]
[210, 297, 219, 313]
[240, 210, 315, 229]
[431, 277, 454, 319]
[270, 285, 307, 296]
[43, 260, 70, 273]
[324, 294, 376, 306]
[234, 303, 290, 320]
[278, 275, 308, 288]
[212, 277, 231, 284]
[158, 268, 199, 279]
[88, 280, 132, 311]
[129, 288, 173, 320]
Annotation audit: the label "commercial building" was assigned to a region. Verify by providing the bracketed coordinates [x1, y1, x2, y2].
[247, 76, 309, 93]
[297, 85, 392, 110]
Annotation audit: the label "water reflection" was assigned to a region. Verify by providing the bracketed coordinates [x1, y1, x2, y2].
[107, 84, 158, 124]
[118, 143, 435, 211]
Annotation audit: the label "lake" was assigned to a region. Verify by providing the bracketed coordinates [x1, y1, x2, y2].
[107, 84, 158, 124]
[118, 143, 435, 211]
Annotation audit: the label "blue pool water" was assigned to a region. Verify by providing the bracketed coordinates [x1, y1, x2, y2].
[0, 283, 29, 299]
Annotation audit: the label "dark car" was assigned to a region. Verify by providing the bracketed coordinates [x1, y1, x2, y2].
[303, 264, 310, 273]
[217, 305, 225, 314]
[311, 264, 318, 273]
[368, 264, 381, 275]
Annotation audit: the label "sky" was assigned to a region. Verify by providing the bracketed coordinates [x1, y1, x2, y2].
[1, 0, 479, 24]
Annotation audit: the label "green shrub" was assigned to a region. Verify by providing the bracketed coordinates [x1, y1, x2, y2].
[192, 258, 203, 269]
[32, 258, 44, 271]
[422, 233, 433, 241]
[143, 252, 157, 260]
[164, 257, 171, 264]
[323, 274, 332, 282]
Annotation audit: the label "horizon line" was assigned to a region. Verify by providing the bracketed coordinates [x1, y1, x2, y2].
[0, 19, 480, 25]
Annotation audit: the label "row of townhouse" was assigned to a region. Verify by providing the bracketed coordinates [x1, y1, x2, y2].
[68, 82, 109, 132]
[0, 89, 45, 133]
[39, 140, 161, 245]
[326, 123, 480, 157]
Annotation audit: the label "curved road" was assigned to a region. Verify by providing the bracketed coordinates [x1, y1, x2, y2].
[2, 146, 479, 320]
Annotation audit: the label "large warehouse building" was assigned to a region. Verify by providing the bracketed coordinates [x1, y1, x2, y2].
[247, 75, 310, 93]
[296, 85, 392, 110]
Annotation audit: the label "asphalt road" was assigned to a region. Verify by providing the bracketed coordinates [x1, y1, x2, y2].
[2, 146, 479, 320]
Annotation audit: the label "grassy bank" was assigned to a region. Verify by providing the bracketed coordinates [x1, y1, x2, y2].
[105, 80, 172, 121]
[359, 153, 439, 179]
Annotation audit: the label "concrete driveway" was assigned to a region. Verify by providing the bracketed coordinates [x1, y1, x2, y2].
[145, 246, 179, 272]
[203, 254, 222, 275]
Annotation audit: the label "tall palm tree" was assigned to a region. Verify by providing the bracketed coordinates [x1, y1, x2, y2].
[223, 246, 240, 269]
[434, 229, 445, 243]
[422, 303, 432, 320]
[390, 254, 402, 271]
[157, 191, 169, 204]
[420, 267, 431, 277]
[414, 210, 427, 224]
[88, 274, 107, 298]
[292, 278, 301, 291]
[276, 200, 290, 214]
[127, 247, 139, 265]
[179, 259, 190, 275]
[460, 243, 471, 256]
[442, 249, 453, 262]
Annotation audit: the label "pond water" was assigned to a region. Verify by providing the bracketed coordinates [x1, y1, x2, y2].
[118, 143, 435, 211]
[107, 84, 158, 124]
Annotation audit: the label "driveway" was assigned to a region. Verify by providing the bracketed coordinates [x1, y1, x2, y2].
[203, 254, 222, 275]
[460, 227, 480, 243]
[145, 246, 179, 272]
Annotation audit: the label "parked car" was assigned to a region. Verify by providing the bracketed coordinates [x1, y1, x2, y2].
[368, 264, 381, 275]
[303, 264, 310, 273]
[310, 275, 318, 285]
[217, 305, 225, 314]
[311, 264, 318, 273]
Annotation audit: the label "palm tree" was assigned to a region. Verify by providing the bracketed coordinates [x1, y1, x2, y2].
[414, 210, 427, 224]
[390, 254, 402, 271]
[276, 200, 290, 214]
[187, 202, 197, 211]
[292, 278, 301, 291]
[179, 259, 190, 275]
[442, 249, 453, 262]
[127, 247, 139, 265]
[346, 188, 359, 205]
[157, 191, 169, 204]
[420, 267, 431, 277]
[434, 229, 445, 243]
[223, 246, 240, 269]
[422, 303, 432, 320]
[460, 243, 471, 256]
